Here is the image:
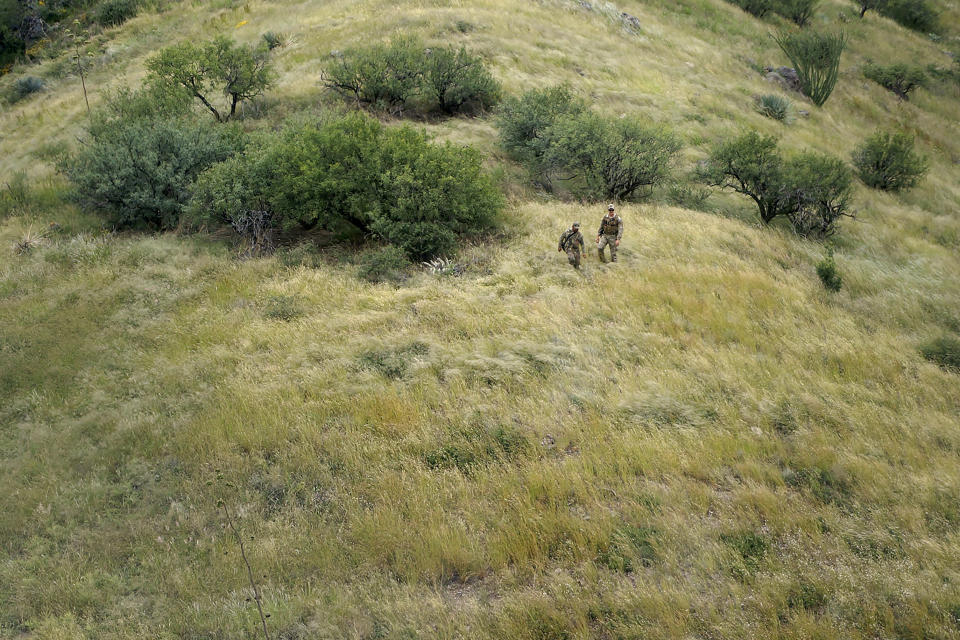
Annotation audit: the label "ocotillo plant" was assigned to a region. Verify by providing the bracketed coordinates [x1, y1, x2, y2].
[773, 29, 847, 106]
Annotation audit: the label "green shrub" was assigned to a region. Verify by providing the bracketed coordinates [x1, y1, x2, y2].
[816, 248, 842, 291]
[322, 36, 427, 114]
[863, 62, 925, 100]
[543, 111, 682, 200]
[323, 38, 499, 116]
[919, 335, 960, 372]
[754, 93, 792, 121]
[851, 130, 928, 191]
[773, 29, 846, 106]
[93, 0, 139, 26]
[187, 148, 277, 253]
[700, 132, 853, 236]
[147, 36, 273, 122]
[785, 151, 854, 238]
[190, 111, 502, 259]
[12, 75, 45, 101]
[729, 0, 775, 17]
[774, 0, 820, 26]
[371, 129, 503, 258]
[699, 131, 791, 223]
[357, 246, 411, 283]
[62, 88, 244, 230]
[496, 86, 678, 198]
[879, 0, 938, 32]
[422, 46, 501, 114]
[495, 85, 587, 186]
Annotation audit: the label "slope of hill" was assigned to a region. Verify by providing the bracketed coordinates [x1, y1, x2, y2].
[1, 0, 959, 638]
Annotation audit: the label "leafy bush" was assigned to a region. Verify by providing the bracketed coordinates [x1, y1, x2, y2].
[879, 0, 938, 32]
[729, 0, 775, 17]
[754, 93, 792, 121]
[699, 131, 791, 223]
[11, 75, 45, 101]
[147, 36, 273, 122]
[357, 245, 411, 283]
[543, 111, 681, 200]
[322, 36, 427, 113]
[863, 62, 925, 100]
[496, 86, 678, 198]
[851, 130, 928, 191]
[773, 29, 846, 106]
[422, 46, 501, 114]
[700, 132, 853, 236]
[785, 151, 854, 238]
[816, 248, 842, 291]
[774, 0, 820, 26]
[190, 112, 501, 259]
[93, 0, 139, 27]
[371, 129, 503, 258]
[62, 88, 244, 230]
[323, 37, 500, 116]
[919, 335, 960, 371]
[495, 85, 586, 185]
[187, 149, 277, 253]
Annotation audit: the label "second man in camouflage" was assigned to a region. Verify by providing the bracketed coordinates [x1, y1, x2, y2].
[597, 204, 623, 263]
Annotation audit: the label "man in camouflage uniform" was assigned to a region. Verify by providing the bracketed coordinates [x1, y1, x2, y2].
[558, 221, 585, 270]
[596, 204, 623, 263]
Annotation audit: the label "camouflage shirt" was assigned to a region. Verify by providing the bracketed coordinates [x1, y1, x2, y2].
[598, 214, 623, 239]
[559, 228, 585, 251]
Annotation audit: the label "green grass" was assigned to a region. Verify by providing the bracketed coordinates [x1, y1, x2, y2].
[1, 0, 960, 638]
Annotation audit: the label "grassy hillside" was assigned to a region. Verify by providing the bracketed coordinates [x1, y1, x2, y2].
[2, 0, 960, 638]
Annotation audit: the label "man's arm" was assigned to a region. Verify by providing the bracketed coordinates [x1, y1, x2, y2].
[617, 217, 623, 240]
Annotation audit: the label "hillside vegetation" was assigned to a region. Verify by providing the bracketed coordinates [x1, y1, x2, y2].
[1, 0, 960, 638]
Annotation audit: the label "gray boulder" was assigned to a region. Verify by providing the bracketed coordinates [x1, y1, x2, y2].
[764, 66, 802, 93]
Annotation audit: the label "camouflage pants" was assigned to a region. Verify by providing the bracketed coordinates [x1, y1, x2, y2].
[598, 235, 618, 262]
[565, 247, 582, 269]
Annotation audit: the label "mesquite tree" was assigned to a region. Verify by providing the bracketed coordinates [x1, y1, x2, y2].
[147, 36, 272, 122]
